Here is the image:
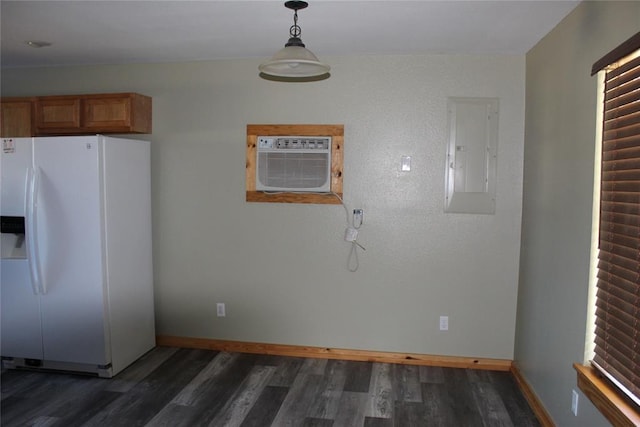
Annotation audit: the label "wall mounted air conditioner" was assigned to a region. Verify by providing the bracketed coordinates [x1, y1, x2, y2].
[256, 136, 332, 192]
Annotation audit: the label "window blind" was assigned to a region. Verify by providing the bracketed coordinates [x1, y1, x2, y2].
[592, 40, 640, 406]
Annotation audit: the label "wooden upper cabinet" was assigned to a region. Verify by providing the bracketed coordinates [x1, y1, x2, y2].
[83, 93, 151, 133]
[1, 98, 35, 137]
[34, 93, 152, 135]
[36, 97, 81, 132]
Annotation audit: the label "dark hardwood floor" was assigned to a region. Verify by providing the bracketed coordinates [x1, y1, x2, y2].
[1, 346, 540, 426]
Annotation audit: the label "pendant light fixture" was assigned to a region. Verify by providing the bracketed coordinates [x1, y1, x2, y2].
[259, 1, 330, 81]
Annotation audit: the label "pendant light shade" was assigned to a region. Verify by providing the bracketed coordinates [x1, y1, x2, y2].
[259, 45, 330, 78]
[259, 1, 330, 80]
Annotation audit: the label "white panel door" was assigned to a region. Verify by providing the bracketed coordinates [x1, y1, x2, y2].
[1, 138, 43, 359]
[34, 136, 109, 365]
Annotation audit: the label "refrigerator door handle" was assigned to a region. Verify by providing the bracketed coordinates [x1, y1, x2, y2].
[25, 167, 44, 295]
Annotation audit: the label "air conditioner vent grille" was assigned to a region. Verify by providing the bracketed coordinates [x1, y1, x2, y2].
[256, 136, 332, 192]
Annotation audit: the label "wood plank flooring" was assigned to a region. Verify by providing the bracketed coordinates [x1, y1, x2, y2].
[1, 347, 540, 426]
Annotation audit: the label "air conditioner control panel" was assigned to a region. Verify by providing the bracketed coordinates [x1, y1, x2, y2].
[258, 137, 274, 149]
[257, 136, 330, 151]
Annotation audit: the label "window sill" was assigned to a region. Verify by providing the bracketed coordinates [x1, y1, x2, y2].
[245, 191, 342, 204]
[574, 363, 640, 427]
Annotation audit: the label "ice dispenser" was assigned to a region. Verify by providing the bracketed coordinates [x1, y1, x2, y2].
[1, 216, 26, 259]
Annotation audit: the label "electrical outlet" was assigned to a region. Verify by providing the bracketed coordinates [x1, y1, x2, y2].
[571, 389, 579, 416]
[216, 303, 226, 317]
[353, 209, 364, 227]
[401, 155, 411, 171]
[439, 316, 449, 331]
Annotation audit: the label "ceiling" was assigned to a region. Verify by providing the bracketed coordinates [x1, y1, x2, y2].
[1, 0, 580, 69]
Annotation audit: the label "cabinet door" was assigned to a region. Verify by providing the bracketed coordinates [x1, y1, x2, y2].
[83, 94, 151, 133]
[83, 96, 132, 130]
[1, 100, 34, 137]
[35, 98, 81, 134]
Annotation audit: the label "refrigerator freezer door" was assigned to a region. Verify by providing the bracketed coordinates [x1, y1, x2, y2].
[33, 136, 109, 365]
[1, 138, 44, 359]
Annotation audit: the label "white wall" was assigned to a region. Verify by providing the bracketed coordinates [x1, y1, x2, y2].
[517, 1, 640, 426]
[2, 53, 524, 359]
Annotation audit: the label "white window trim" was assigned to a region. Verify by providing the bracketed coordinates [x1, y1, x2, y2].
[583, 70, 604, 364]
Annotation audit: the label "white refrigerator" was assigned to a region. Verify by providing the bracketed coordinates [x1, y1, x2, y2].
[0, 135, 155, 378]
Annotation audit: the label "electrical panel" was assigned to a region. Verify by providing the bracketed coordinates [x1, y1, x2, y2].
[444, 97, 499, 214]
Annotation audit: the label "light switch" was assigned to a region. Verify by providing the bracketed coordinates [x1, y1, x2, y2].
[401, 155, 411, 172]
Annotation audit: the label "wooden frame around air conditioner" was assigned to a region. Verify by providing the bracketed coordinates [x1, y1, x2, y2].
[246, 124, 344, 204]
